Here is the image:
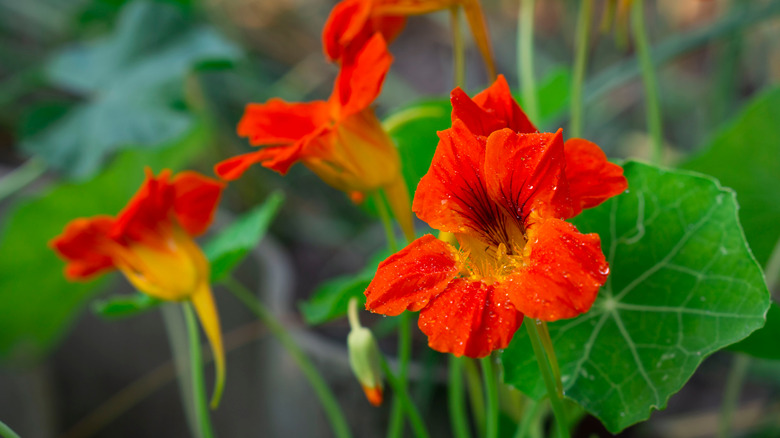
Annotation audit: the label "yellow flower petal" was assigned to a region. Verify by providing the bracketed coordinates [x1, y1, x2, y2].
[191, 283, 226, 409]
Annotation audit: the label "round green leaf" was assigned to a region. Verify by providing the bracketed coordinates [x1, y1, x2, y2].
[502, 161, 769, 433]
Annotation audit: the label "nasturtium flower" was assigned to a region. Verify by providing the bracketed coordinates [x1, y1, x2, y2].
[323, 0, 496, 78]
[216, 34, 414, 241]
[364, 75, 627, 358]
[51, 169, 227, 407]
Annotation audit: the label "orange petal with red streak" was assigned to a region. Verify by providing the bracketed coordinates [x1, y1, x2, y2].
[563, 138, 628, 218]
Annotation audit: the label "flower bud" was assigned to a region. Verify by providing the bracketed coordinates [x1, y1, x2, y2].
[347, 298, 384, 406]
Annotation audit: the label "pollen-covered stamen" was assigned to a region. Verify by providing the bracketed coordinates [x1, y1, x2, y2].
[456, 213, 527, 283]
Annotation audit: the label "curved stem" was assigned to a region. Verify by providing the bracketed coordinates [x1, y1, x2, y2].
[518, 0, 539, 122]
[538, 321, 562, 396]
[183, 303, 215, 438]
[632, 0, 664, 165]
[380, 356, 431, 438]
[449, 356, 472, 438]
[0, 158, 47, 202]
[373, 192, 398, 253]
[718, 354, 750, 438]
[570, 0, 594, 138]
[451, 6, 466, 89]
[481, 356, 499, 438]
[223, 278, 352, 438]
[525, 321, 569, 438]
[387, 311, 412, 438]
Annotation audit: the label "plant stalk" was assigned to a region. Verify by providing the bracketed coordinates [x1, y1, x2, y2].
[570, 0, 594, 138]
[481, 356, 499, 438]
[518, 0, 540, 122]
[525, 320, 569, 438]
[183, 303, 215, 438]
[632, 0, 665, 165]
[449, 356, 473, 438]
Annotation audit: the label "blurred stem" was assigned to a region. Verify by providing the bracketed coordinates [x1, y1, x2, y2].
[0, 158, 47, 202]
[183, 303, 215, 438]
[764, 237, 780, 292]
[451, 6, 466, 89]
[718, 354, 750, 438]
[481, 356, 499, 438]
[518, 0, 540, 122]
[374, 192, 398, 253]
[382, 106, 448, 134]
[0, 420, 21, 438]
[513, 398, 544, 438]
[387, 312, 412, 438]
[570, 0, 593, 138]
[538, 321, 562, 396]
[632, 0, 664, 165]
[464, 358, 487, 438]
[449, 356, 473, 438]
[526, 321, 569, 438]
[380, 356, 431, 438]
[223, 278, 352, 438]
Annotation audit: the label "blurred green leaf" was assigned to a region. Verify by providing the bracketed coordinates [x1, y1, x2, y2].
[502, 162, 769, 433]
[22, 0, 240, 179]
[385, 99, 451, 200]
[204, 192, 284, 283]
[92, 293, 161, 320]
[682, 86, 780, 268]
[0, 120, 209, 364]
[299, 250, 390, 325]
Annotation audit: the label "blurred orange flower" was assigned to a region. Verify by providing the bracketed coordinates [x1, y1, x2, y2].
[323, 0, 495, 78]
[51, 169, 227, 407]
[364, 76, 627, 358]
[216, 34, 414, 240]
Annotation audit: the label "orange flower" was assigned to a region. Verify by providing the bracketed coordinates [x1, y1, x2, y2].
[364, 76, 627, 358]
[51, 169, 227, 407]
[323, 0, 495, 78]
[216, 34, 414, 241]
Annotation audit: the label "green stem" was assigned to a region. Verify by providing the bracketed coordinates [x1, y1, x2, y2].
[525, 321, 569, 438]
[0, 158, 47, 202]
[183, 303, 215, 438]
[513, 398, 544, 438]
[387, 311, 412, 438]
[718, 354, 750, 438]
[537, 321, 562, 396]
[764, 237, 780, 291]
[0, 419, 21, 438]
[449, 356, 472, 438]
[223, 278, 352, 438]
[481, 356, 499, 438]
[570, 0, 593, 138]
[451, 6, 466, 89]
[373, 192, 398, 253]
[518, 0, 540, 122]
[632, 0, 664, 165]
[380, 356, 431, 438]
[464, 358, 486, 438]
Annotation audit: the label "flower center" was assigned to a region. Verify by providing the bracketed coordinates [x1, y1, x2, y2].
[456, 210, 527, 284]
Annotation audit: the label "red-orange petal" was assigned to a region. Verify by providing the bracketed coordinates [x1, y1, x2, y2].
[470, 75, 536, 134]
[414, 120, 496, 236]
[50, 216, 116, 280]
[237, 99, 330, 146]
[365, 234, 460, 316]
[418, 278, 523, 358]
[331, 33, 393, 117]
[563, 138, 628, 218]
[171, 171, 225, 237]
[323, 0, 405, 64]
[507, 217, 608, 321]
[483, 128, 573, 223]
[112, 169, 173, 246]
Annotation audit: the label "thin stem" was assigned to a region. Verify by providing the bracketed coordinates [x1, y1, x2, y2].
[764, 236, 780, 291]
[183, 303, 215, 438]
[223, 278, 352, 438]
[481, 356, 499, 438]
[449, 356, 472, 438]
[0, 420, 21, 438]
[525, 321, 569, 438]
[373, 192, 398, 253]
[0, 157, 47, 202]
[518, 0, 540, 122]
[387, 312, 412, 438]
[538, 321, 562, 396]
[632, 0, 664, 165]
[380, 356, 431, 438]
[570, 0, 594, 138]
[464, 358, 486, 438]
[718, 354, 750, 438]
[451, 6, 466, 89]
[513, 398, 544, 438]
